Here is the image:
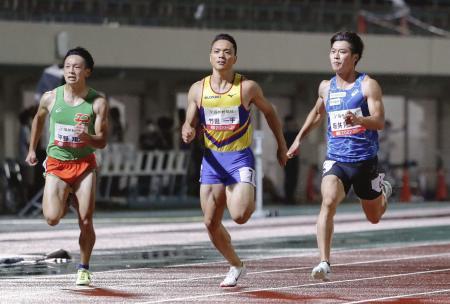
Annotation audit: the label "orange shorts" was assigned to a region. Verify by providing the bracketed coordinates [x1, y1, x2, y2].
[44, 154, 97, 185]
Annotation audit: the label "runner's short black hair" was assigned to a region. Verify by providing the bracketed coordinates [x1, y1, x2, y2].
[63, 47, 95, 71]
[211, 33, 237, 55]
[330, 31, 364, 64]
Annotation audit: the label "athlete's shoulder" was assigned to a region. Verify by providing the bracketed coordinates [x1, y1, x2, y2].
[189, 79, 204, 93]
[91, 93, 107, 113]
[187, 79, 204, 104]
[42, 89, 57, 99]
[40, 89, 57, 106]
[319, 79, 331, 88]
[241, 76, 260, 92]
[318, 79, 331, 98]
[93, 94, 107, 105]
[361, 74, 382, 95]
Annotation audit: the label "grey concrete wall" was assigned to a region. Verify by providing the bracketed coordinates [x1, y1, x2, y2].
[1, 21, 450, 75]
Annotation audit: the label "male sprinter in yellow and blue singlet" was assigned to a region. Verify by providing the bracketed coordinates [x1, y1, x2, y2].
[26, 47, 109, 286]
[182, 33, 288, 287]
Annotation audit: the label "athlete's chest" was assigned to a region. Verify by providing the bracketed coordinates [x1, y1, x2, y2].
[326, 87, 364, 111]
[52, 101, 94, 125]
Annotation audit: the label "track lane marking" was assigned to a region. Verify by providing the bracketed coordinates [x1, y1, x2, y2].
[343, 288, 450, 303]
[138, 267, 450, 303]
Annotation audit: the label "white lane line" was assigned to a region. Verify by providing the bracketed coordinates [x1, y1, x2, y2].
[137, 268, 450, 304]
[164, 240, 450, 268]
[5, 244, 450, 285]
[343, 289, 450, 303]
[110, 250, 450, 288]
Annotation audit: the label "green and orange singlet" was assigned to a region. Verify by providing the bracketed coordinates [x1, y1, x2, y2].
[47, 85, 98, 160]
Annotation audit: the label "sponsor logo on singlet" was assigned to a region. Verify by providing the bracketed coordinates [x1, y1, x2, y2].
[204, 95, 220, 99]
[74, 113, 91, 124]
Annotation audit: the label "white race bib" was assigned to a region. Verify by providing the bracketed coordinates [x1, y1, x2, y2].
[54, 123, 83, 147]
[329, 108, 365, 137]
[204, 106, 240, 131]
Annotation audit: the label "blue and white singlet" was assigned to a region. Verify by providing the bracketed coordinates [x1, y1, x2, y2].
[325, 73, 378, 162]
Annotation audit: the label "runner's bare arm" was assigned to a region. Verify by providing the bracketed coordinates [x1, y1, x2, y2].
[182, 81, 201, 144]
[345, 77, 385, 130]
[25, 91, 54, 166]
[76, 96, 109, 149]
[247, 80, 288, 166]
[287, 80, 327, 158]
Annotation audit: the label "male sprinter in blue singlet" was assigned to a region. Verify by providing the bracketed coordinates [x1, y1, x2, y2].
[287, 31, 392, 281]
[182, 33, 288, 287]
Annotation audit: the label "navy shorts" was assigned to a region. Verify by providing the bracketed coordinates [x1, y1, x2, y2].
[200, 148, 256, 186]
[322, 157, 384, 200]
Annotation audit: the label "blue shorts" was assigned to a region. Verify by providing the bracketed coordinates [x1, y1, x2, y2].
[322, 156, 384, 200]
[200, 148, 256, 186]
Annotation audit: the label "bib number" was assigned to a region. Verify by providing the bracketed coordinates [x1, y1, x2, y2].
[329, 108, 366, 137]
[54, 123, 84, 148]
[204, 106, 240, 131]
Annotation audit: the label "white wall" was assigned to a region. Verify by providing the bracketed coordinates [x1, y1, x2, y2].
[1, 21, 450, 75]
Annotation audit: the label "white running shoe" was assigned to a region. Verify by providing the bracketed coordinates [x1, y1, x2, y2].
[381, 180, 392, 201]
[220, 263, 246, 287]
[311, 261, 331, 281]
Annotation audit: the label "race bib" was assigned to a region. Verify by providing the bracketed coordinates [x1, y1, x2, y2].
[204, 106, 240, 131]
[54, 123, 84, 148]
[329, 108, 366, 137]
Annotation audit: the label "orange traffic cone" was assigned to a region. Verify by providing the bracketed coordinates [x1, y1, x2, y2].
[400, 167, 411, 202]
[435, 168, 448, 201]
[357, 14, 367, 33]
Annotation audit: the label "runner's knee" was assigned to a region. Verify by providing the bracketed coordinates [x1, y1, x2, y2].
[45, 216, 60, 226]
[233, 214, 250, 225]
[366, 214, 380, 224]
[78, 217, 94, 230]
[321, 197, 338, 212]
[204, 217, 220, 231]
[231, 209, 252, 224]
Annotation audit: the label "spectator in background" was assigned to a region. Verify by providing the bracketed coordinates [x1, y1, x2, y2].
[378, 119, 404, 174]
[283, 115, 299, 204]
[390, 0, 410, 35]
[139, 116, 174, 150]
[18, 107, 33, 200]
[109, 107, 124, 143]
[18, 107, 33, 165]
[18, 105, 45, 199]
[139, 119, 163, 150]
[157, 116, 174, 150]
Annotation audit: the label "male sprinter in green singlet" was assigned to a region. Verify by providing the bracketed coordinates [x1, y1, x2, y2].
[182, 34, 288, 287]
[26, 47, 109, 286]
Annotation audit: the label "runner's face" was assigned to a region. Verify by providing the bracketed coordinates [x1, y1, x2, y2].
[210, 40, 237, 71]
[63, 55, 91, 84]
[329, 41, 359, 73]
